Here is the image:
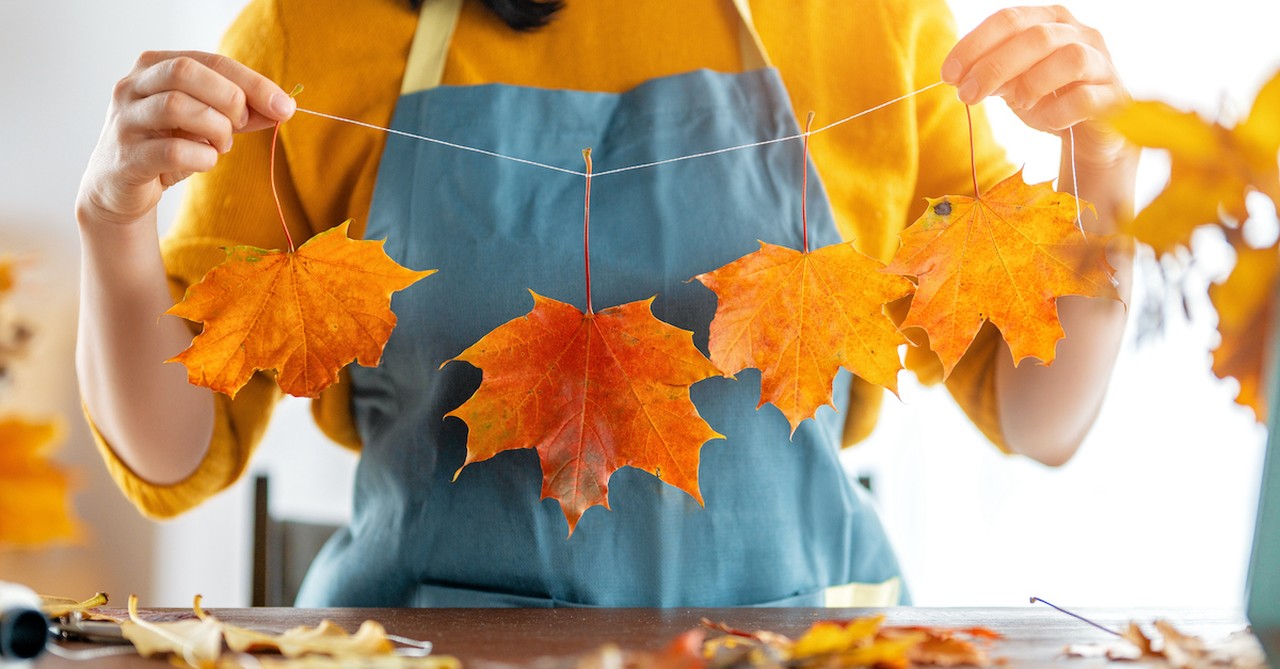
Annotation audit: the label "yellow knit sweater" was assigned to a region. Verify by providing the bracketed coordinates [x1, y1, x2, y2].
[91, 0, 1012, 517]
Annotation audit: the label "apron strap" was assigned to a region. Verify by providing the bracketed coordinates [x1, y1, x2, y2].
[401, 0, 465, 95]
[401, 0, 774, 95]
[730, 0, 774, 71]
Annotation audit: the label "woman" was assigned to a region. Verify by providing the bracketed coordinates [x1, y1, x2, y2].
[76, 0, 1135, 606]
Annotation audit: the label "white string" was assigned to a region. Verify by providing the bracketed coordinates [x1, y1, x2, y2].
[295, 108, 585, 177]
[1049, 88, 1085, 237]
[294, 81, 946, 179]
[1069, 124, 1083, 235]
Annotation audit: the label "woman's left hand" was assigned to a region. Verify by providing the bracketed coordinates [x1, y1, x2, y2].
[942, 5, 1128, 167]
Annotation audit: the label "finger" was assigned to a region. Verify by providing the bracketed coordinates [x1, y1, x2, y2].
[1008, 42, 1116, 111]
[129, 54, 251, 129]
[131, 51, 293, 129]
[125, 137, 220, 183]
[1020, 83, 1125, 132]
[943, 5, 1077, 84]
[159, 170, 195, 189]
[239, 108, 283, 134]
[955, 22, 1082, 105]
[191, 51, 295, 124]
[124, 90, 234, 153]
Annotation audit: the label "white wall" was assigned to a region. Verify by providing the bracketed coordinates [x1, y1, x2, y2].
[0, 1, 1274, 607]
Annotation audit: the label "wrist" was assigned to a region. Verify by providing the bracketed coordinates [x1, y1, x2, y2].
[76, 190, 159, 240]
[77, 203, 163, 275]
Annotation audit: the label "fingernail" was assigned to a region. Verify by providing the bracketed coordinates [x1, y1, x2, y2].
[270, 92, 296, 118]
[221, 137, 234, 154]
[957, 79, 979, 105]
[239, 107, 250, 127]
[941, 57, 961, 84]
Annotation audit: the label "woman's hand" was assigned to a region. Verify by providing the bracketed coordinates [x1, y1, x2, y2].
[943, 6, 1138, 465]
[942, 5, 1129, 170]
[77, 50, 295, 230]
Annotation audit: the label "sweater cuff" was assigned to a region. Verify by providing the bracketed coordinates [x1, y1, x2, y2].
[82, 391, 256, 519]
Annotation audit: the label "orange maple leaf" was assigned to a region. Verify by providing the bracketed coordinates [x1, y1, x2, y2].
[1110, 70, 1280, 255]
[884, 170, 1119, 377]
[444, 292, 724, 534]
[0, 417, 80, 547]
[694, 241, 913, 432]
[1209, 243, 1278, 422]
[167, 221, 434, 399]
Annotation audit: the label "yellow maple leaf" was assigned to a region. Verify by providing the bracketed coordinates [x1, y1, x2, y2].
[884, 170, 1119, 377]
[1209, 243, 1279, 422]
[0, 417, 79, 548]
[0, 257, 15, 296]
[1110, 69, 1280, 255]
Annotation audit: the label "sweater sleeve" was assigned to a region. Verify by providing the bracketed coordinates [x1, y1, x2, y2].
[900, 0, 1016, 453]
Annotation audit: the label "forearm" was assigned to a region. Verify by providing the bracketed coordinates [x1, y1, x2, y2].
[76, 211, 214, 485]
[75, 50, 293, 485]
[994, 136, 1138, 465]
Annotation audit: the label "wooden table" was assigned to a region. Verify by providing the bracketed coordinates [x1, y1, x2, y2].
[36, 607, 1262, 667]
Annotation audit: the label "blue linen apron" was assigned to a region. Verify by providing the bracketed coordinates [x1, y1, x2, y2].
[295, 0, 906, 608]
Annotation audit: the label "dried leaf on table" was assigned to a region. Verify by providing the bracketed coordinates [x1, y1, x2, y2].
[1113, 619, 1267, 669]
[695, 616, 1002, 668]
[121, 595, 222, 669]
[1061, 642, 1147, 662]
[221, 654, 460, 669]
[230, 620, 394, 658]
[701, 618, 793, 649]
[694, 240, 912, 432]
[645, 629, 709, 669]
[445, 293, 723, 534]
[41, 592, 108, 619]
[560, 630, 711, 669]
[884, 170, 1119, 377]
[167, 220, 435, 399]
[1109, 69, 1280, 255]
[790, 616, 887, 658]
[194, 597, 393, 657]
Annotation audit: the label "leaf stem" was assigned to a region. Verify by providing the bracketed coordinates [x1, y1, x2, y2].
[269, 85, 304, 254]
[965, 104, 980, 199]
[801, 111, 815, 254]
[582, 148, 594, 315]
[269, 121, 296, 253]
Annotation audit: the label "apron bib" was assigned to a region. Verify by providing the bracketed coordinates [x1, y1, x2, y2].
[296, 0, 905, 608]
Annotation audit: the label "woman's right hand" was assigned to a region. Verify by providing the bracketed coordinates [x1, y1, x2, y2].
[77, 50, 296, 229]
